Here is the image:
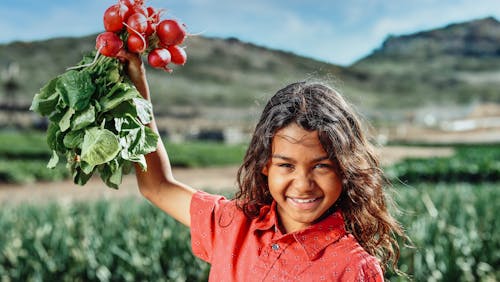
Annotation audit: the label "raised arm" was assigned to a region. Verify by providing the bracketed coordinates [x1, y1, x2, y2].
[118, 50, 196, 227]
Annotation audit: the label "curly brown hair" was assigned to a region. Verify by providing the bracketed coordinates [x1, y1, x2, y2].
[235, 81, 406, 273]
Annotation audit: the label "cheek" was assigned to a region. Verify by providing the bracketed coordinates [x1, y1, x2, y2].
[324, 177, 343, 198]
[266, 169, 289, 193]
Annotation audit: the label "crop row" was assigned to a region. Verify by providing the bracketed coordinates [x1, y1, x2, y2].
[0, 130, 245, 184]
[0, 183, 498, 281]
[0, 199, 210, 281]
[385, 144, 500, 183]
[389, 183, 499, 281]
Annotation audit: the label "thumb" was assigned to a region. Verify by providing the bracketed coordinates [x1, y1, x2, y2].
[116, 49, 134, 63]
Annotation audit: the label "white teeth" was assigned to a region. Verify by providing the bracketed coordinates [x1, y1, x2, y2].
[292, 198, 316, 203]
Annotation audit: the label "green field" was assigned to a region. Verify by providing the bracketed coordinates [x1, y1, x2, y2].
[0, 130, 246, 184]
[0, 130, 499, 281]
[1, 130, 499, 185]
[0, 183, 498, 281]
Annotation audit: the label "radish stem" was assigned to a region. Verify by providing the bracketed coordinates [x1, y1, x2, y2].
[123, 22, 147, 51]
[66, 47, 102, 70]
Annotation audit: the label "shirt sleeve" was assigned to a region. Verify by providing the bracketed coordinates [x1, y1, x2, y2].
[347, 254, 384, 282]
[359, 255, 384, 282]
[189, 190, 228, 263]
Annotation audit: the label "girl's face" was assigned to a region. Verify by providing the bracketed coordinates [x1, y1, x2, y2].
[262, 123, 343, 233]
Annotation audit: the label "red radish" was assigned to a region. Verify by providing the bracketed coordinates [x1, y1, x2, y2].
[121, 0, 144, 11]
[145, 21, 156, 36]
[156, 19, 187, 46]
[167, 45, 187, 65]
[126, 13, 148, 34]
[96, 32, 123, 57]
[130, 5, 147, 16]
[132, 0, 145, 6]
[120, 0, 135, 9]
[127, 33, 146, 53]
[118, 2, 132, 21]
[103, 4, 124, 32]
[147, 6, 162, 23]
[145, 6, 161, 35]
[148, 48, 171, 69]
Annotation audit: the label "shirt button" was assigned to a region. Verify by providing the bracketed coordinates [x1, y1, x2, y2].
[271, 243, 280, 251]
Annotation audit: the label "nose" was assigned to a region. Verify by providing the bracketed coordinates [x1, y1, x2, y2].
[291, 169, 314, 192]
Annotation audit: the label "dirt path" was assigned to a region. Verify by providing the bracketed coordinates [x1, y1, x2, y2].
[0, 146, 454, 205]
[0, 165, 241, 205]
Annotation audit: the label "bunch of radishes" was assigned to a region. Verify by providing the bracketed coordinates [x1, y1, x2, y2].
[97, 0, 187, 71]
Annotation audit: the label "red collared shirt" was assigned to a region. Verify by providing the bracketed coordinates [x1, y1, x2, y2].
[190, 191, 383, 281]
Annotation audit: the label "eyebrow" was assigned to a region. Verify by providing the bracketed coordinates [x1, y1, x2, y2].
[271, 154, 330, 163]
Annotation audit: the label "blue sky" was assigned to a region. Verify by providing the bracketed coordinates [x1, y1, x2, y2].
[0, 0, 499, 66]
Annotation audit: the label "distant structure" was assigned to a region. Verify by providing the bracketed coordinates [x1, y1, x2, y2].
[1, 62, 21, 127]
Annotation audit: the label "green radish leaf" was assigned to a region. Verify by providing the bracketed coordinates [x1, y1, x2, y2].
[46, 123, 59, 151]
[30, 50, 161, 189]
[47, 123, 66, 153]
[114, 114, 141, 133]
[80, 161, 95, 175]
[71, 105, 96, 131]
[99, 159, 122, 189]
[109, 100, 137, 119]
[63, 130, 85, 149]
[106, 66, 121, 84]
[81, 127, 120, 166]
[30, 77, 60, 116]
[140, 126, 158, 155]
[58, 70, 95, 111]
[47, 150, 59, 169]
[73, 167, 93, 186]
[99, 87, 140, 112]
[59, 108, 75, 132]
[121, 152, 147, 171]
[48, 105, 66, 123]
[133, 97, 153, 124]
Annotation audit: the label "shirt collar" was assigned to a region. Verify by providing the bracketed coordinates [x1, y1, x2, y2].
[292, 211, 346, 260]
[253, 201, 347, 261]
[252, 201, 278, 231]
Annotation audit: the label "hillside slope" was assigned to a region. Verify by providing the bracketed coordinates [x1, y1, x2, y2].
[351, 17, 500, 107]
[0, 35, 348, 110]
[0, 17, 498, 117]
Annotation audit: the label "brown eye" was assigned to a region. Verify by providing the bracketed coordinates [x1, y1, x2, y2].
[314, 163, 332, 170]
[278, 163, 293, 169]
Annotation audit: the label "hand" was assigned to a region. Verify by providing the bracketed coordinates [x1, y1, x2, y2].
[116, 50, 150, 100]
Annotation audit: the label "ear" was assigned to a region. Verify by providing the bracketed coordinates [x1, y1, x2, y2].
[261, 162, 269, 176]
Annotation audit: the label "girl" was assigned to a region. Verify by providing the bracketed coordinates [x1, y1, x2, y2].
[120, 50, 406, 281]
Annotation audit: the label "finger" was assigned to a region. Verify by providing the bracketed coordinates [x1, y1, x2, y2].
[116, 49, 130, 63]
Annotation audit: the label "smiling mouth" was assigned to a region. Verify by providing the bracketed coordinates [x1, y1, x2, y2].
[287, 197, 322, 209]
[290, 197, 318, 203]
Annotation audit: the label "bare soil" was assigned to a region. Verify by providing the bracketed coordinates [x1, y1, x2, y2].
[0, 146, 454, 205]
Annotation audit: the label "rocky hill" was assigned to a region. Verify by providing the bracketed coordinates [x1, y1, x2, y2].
[368, 17, 500, 60]
[351, 17, 500, 108]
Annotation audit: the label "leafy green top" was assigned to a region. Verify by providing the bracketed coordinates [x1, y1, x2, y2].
[30, 53, 158, 189]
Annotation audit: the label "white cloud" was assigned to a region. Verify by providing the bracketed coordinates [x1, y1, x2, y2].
[371, 0, 500, 39]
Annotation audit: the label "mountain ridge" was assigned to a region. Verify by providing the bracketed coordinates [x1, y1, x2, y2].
[0, 16, 498, 117]
[355, 17, 500, 66]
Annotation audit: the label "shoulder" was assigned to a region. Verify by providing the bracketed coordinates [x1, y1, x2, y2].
[190, 190, 249, 262]
[323, 234, 384, 281]
[335, 234, 384, 281]
[351, 251, 383, 282]
[190, 190, 247, 227]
